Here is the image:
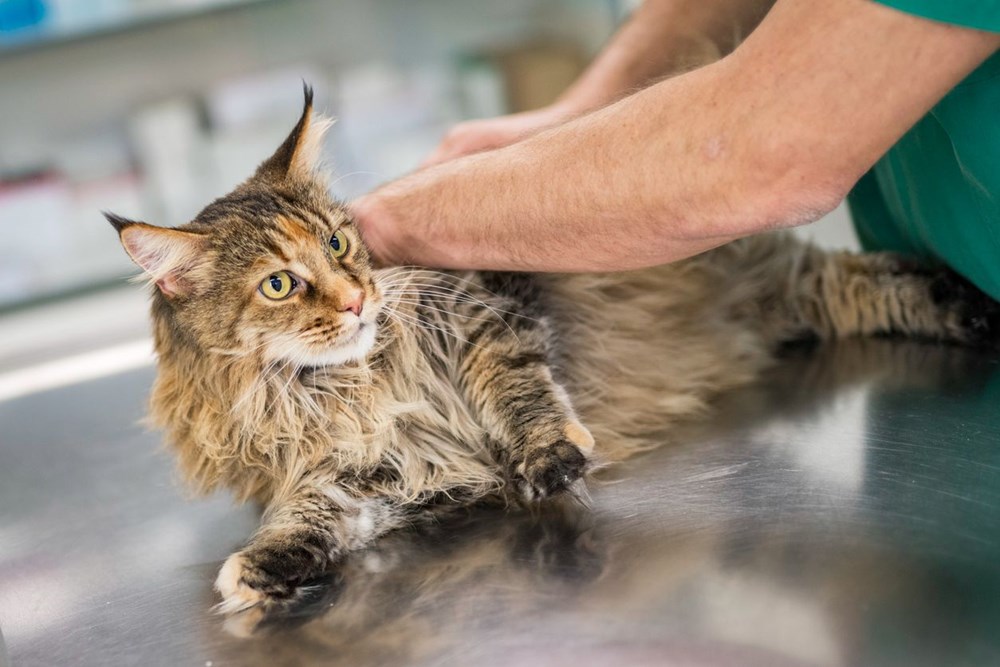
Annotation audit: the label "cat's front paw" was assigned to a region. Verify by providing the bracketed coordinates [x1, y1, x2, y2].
[214, 538, 331, 616]
[515, 422, 593, 501]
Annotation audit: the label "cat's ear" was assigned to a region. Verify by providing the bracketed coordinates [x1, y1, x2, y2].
[255, 84, 334, 183]
[105, 213, 209, 299]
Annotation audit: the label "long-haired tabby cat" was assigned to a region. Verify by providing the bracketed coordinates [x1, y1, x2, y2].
[108, 88, 997, 616]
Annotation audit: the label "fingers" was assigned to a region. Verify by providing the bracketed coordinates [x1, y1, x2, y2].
[420, 120, 503, 168]
[420, 107, 573, 168]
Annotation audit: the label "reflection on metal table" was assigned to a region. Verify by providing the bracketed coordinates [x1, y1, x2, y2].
[1, 339, 999, 666]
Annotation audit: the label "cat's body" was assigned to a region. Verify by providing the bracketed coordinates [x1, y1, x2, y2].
[109, 90, 998, 616]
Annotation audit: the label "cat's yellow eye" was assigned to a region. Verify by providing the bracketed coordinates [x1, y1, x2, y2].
[329, 229, 349, 259]
[259, 271, 296, 300]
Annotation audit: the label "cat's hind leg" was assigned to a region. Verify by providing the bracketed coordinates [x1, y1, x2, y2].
[780, 250, 1000, 347]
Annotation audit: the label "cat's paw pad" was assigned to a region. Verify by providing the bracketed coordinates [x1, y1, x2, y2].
[517, 437, 589, 502]
[214, 541, 329, 616]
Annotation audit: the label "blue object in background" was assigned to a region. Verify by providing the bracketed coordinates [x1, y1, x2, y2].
[0, 0, 48, 34]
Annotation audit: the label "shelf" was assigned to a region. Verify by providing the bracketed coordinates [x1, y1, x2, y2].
[0, 0, 270, 55]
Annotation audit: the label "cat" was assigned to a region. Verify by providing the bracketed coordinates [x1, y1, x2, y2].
[107, 87, 998, 617]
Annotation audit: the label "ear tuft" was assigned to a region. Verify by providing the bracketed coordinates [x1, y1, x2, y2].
[104, 211, 137, 234]
[302, 80, 314, 110]
[255, 83, 334, 182]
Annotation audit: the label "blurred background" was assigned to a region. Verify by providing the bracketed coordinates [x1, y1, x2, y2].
[0, 0, 854, 395]
[0, 0, 620, 306]
[15, 7, 997, 666]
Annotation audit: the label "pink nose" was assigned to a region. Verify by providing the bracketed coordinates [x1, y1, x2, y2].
[342, 291, 364, 317]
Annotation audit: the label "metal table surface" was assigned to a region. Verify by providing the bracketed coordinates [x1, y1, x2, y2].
[2, 339, 999, 667]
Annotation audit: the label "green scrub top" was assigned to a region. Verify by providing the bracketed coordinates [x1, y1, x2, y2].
[846, 1, 1000, 300]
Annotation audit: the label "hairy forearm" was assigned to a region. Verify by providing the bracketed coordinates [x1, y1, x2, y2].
[419, 0, 775, 167]
[557, 0, 774, 113]
[358, 61, 765, 271]
[355, 0, 998, 272]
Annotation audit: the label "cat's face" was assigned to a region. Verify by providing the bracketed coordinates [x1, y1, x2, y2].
[197, 199, 383, 367]
[108, 87, 385, 367]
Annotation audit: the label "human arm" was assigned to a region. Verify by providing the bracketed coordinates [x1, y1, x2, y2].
[422, 0, 774, 166]
[355, 0, 1000, 272]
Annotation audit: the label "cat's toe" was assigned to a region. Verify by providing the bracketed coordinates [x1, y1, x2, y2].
[214, 540, 331, 617]
[563, 419, 595, 454]
[215, 552, 266, 615]
[517, 438, 589, 502]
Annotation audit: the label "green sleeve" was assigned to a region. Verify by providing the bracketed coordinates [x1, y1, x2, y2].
[874, 0, 1000, 32]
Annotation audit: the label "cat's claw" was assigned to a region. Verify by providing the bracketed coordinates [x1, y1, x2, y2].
[566, 477, 593, 507]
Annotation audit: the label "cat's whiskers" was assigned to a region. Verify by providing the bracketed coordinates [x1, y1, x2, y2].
[381, 287, 493, 337]
[382, 305, 457, 337]
[387, 267, 534, 307]
[390, 288, 538, 323]
[385, 312, 450, 337]
[379, 281, 505, 315]
[382, 297, 497, 325]
[382, 288, 531, 319]
[382, 305, 487, 352]
[383, 286, 526, 344]
[379, 273, 540, 325]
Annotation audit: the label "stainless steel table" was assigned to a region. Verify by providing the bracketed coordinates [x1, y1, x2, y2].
[2, 340, 999, 666]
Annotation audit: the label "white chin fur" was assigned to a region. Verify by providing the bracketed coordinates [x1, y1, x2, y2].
[300, 323, 378, 367]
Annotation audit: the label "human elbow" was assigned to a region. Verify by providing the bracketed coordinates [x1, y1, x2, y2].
[748, 151, 854, 233]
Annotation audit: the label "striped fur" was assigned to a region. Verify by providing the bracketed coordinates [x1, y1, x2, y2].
[108, 90, 999, 616]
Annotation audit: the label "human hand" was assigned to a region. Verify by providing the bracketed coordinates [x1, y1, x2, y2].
[421, 103, 577, 168]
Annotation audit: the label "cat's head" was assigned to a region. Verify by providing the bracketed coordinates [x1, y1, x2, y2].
[108, 86, 384, 367]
